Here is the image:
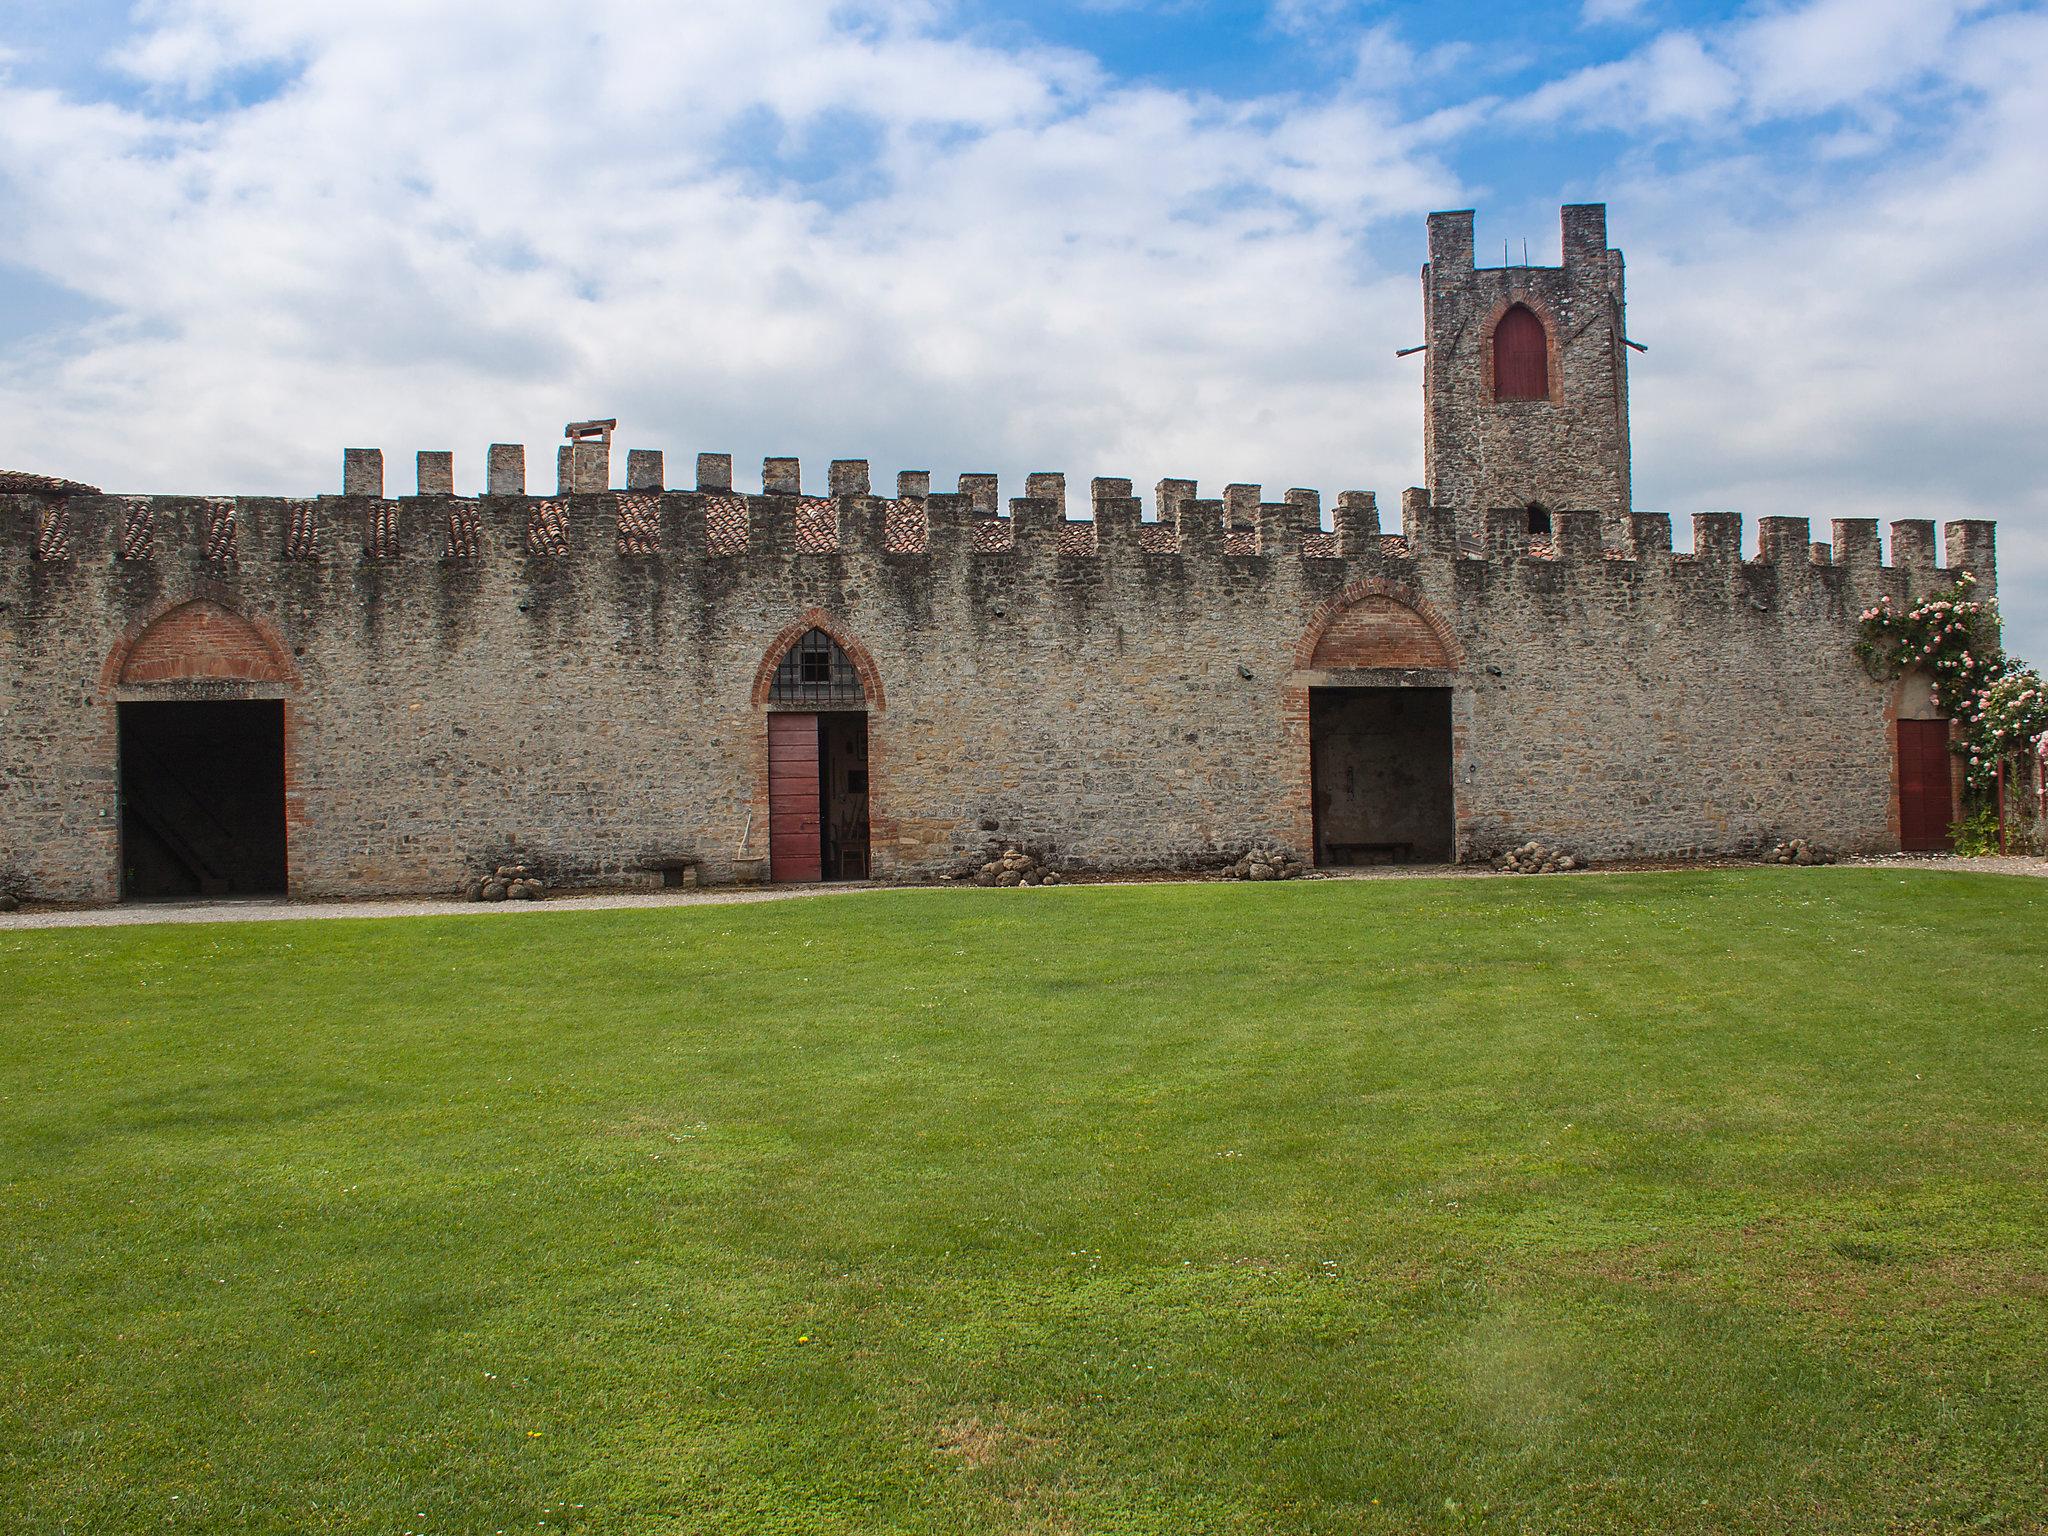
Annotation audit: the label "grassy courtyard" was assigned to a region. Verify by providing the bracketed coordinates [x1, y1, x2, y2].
[3, 871, 2047, 1534]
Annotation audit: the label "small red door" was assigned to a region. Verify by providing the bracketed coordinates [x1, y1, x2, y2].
[768, 713, 822, 882]
[1897, 718, 1954, 852]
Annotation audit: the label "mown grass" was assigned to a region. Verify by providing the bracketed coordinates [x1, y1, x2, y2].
[3, 870, 2047, 1534]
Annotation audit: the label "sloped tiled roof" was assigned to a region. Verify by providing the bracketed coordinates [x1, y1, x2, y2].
[582, 492, 1361, 558]
[0, 470, 100, 495]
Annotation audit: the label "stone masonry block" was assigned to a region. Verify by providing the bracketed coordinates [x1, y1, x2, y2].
[487, 444, 526, 496]
[343, 448, 383, 498]
[626, 450, 664, 491]
[417, 451, 454, 496]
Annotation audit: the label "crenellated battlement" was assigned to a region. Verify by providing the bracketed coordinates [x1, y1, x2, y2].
[1, 444, 1999, 603]
[0, 196, 2007, 908]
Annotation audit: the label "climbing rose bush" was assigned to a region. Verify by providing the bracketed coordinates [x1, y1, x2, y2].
[1855, 573, 2047, 793]
[1965, 671, 2048, 786]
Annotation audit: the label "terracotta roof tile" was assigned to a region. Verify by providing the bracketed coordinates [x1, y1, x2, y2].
[616, 492, 661, 555]
[0, 470, 99, 495]
[795, 498, 837, 552]
[704, 494, 748, 554]
[885, 502, 928, 552]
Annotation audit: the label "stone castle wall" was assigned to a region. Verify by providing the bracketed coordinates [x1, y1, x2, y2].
[0, 450, 1997, 904]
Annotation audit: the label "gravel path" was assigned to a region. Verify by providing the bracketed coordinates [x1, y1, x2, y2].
[0, 853, 2038, 932]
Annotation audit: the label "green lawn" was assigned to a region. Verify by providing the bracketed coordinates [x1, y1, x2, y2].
[4, 872, 2048, 1535]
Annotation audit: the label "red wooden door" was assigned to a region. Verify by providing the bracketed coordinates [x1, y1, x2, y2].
[1897, 718, 1954, 852]
[768, 713, 822, 882]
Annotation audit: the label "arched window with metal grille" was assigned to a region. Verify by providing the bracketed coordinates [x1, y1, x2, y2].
[769, 628, 866, 707]
[1493, 303, 1549, 401]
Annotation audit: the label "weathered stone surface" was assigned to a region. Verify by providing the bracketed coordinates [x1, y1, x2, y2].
[1424, 204, 1631, 546]
[0, 204, 2000, 905]
[0, 476, 1989, 903]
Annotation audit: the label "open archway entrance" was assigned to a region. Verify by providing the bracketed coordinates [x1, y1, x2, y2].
[1296, 586, 1461, 867]
[764, 628, 871, 882]
[1310, 689, 1454, 865]
[111, 600, 294, 900]
[120, 701, 288, 898]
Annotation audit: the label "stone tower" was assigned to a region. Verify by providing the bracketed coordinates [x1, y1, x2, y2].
[1422, 203, 1632, 545]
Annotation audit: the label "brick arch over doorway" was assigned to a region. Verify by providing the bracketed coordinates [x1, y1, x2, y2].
[1294, 579, 1463, 671]
[749, 609, 885, 709]
[102, 598, 296, 691]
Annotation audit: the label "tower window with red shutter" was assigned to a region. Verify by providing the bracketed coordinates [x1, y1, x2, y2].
[1493, 304, 1549, 401]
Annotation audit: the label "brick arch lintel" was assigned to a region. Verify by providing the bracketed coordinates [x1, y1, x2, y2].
[1479, 291, 1565, 407]
[749, 609, 886, 709]
[1292, 578, 1465, 673]
[99, 596, 298, 693]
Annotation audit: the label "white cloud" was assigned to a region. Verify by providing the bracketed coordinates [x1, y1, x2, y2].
[1730, 0, 1975, 117]
[1520, 0, 1993, 132]
[1581, 0, 1650, 24]
[1268, 0, 1360, 39]
[1509, 31, 1739, 128]
[1610, 4, 2048, 653]
[0, 0, 2045, 659]
[0, 0, 1459, 513]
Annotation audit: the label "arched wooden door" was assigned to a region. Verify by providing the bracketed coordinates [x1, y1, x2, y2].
[763, 627, 872, 883]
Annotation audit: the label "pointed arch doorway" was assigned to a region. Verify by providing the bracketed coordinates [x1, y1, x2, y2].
[762, 627, 872, 882]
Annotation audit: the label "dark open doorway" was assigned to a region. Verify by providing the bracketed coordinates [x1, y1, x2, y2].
[1310, 687, 1454, 866]
[820, 712, 870, 881]
[119, 700, 288, 899]
[767, 711, 869, 882]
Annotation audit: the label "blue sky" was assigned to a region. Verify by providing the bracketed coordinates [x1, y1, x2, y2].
[2, 0, 2045, 655]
